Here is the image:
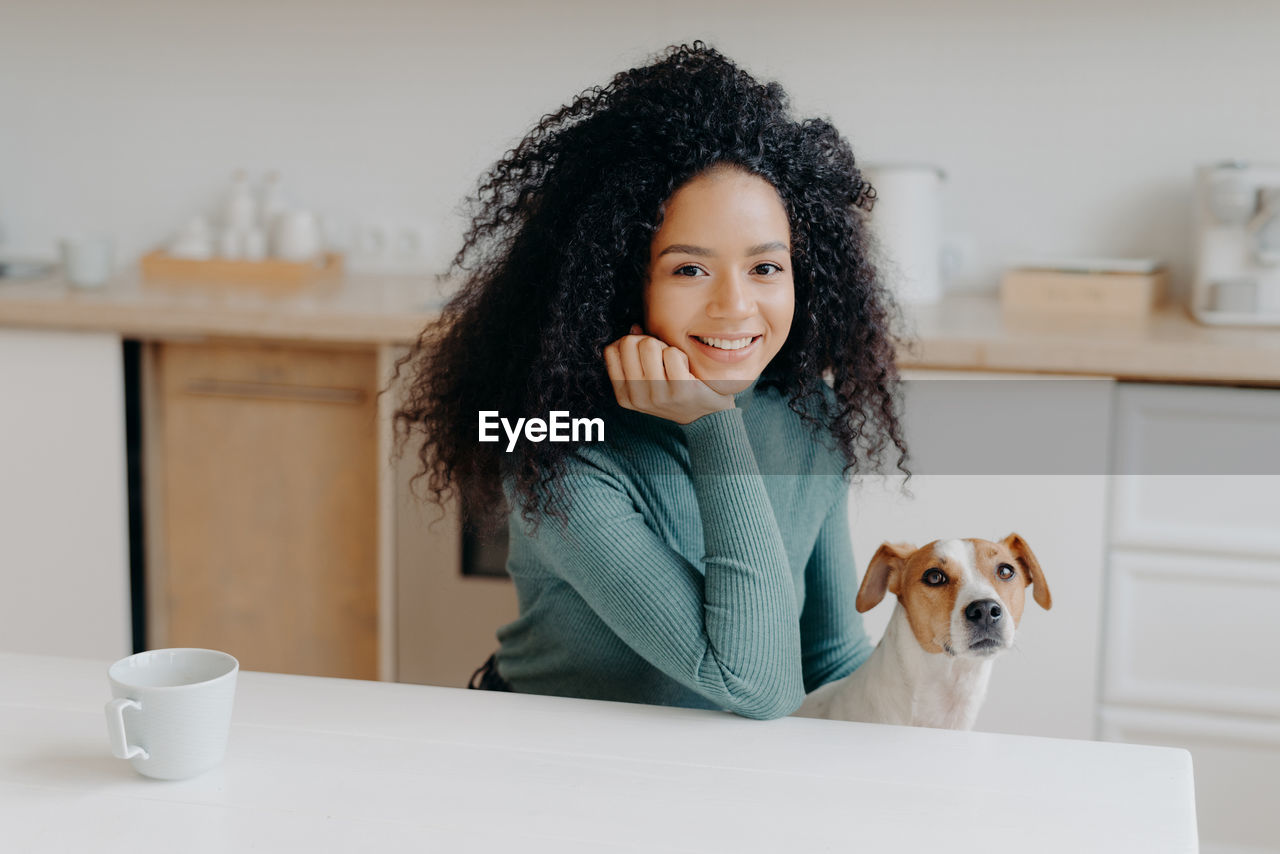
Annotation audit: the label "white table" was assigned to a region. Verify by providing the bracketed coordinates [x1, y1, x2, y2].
[1, 653, 1198, 853]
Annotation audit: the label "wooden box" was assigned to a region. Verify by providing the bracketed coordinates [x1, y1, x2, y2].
[1001, 267, 1167, 317]
[140, 250, 343, 292]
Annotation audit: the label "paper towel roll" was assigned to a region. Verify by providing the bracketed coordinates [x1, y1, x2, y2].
[863, 164, 944, 304]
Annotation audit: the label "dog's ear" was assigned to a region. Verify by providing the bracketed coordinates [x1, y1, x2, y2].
[1003, 533, 1052, 610]
[856, 542, 915, 613]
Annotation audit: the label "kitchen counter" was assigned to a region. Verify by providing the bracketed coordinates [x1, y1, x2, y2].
[3, 272, 1280, 383]
[1, 652, 1198, 853]
[0, 271, 441, 345]
[901, 295, 1280, 385]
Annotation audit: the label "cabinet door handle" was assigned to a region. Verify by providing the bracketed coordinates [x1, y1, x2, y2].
[182, 379, 366, 405]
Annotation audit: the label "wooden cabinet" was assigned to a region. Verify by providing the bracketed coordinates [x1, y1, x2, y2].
[146, 339, 381, 679]
[387, 346, 519, 689]
[392, 466, 518, 688]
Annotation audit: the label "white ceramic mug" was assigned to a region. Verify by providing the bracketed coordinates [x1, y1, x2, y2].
[58, 235, 114, 287]
[105, 648, 238, 780]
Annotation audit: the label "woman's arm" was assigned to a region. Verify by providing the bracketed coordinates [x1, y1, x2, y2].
[799, 486, 875, 693]
[525, 407, 805, 720]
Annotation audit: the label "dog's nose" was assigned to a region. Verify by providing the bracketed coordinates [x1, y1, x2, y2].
[965, 599, 1003, 628]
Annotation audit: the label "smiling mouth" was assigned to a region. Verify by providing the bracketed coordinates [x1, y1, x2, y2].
[689, 334, 763, 365]
[692, 334, 762, 351]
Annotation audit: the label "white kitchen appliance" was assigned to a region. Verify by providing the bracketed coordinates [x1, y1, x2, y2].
[1192, 161, 1280, 325]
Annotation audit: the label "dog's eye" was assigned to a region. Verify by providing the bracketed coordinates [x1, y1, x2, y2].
[923, 568, 947, 586]
[996, 563, 1015, 580]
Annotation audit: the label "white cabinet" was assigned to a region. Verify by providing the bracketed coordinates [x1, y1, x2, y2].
[1103, 550, 1280, 718]
[1101, 382, 1280, 854]
[1112, 383, 1280, 556]
[1099, 707, 1280, 854]
[0, 329, 131, 658]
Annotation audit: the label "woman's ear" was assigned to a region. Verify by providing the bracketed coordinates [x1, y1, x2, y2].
[856, 542, 915, 613]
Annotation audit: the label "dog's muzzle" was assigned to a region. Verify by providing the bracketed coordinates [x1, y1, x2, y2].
[963, 598, 1007, 653]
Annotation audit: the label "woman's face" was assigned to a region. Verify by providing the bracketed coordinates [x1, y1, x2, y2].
[643, 167, 795, 396]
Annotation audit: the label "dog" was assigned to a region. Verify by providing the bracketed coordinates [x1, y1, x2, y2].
[795, 534, 1052, 729]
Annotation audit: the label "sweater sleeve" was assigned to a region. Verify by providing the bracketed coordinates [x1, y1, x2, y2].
[798, 485, 875, 693]
[529, 407, 805, 720]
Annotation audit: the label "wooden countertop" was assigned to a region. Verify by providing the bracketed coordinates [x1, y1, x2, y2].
[3, 272, 1280, 383]
[899, 295, 1280, 385]
[0, 271, 441, 345]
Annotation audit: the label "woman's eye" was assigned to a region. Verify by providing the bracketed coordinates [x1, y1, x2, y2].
[674, 265, 704, 277]
[997, 563, 1015, 580]
[752, 262, 783, 275]
[923, 569, 947, 586]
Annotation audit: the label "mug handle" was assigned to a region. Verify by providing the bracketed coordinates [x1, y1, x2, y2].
[104, 698, 150, 760]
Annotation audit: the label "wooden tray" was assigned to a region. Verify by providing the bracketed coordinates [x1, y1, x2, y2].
[140, 250, 343, 292]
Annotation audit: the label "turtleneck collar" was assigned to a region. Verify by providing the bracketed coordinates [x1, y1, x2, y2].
[731, 376, 763, 412]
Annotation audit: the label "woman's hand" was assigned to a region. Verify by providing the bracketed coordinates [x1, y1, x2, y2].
[604, 325, 736, 424]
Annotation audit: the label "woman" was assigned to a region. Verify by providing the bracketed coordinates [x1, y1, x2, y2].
[393, 41, 908, 720]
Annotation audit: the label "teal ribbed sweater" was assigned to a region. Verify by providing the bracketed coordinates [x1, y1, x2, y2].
[494, 381, 873, 720]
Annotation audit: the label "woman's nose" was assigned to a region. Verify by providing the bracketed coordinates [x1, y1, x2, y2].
[706, 272, 753, 318]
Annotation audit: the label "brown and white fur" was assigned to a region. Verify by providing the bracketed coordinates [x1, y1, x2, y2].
[795, 534, 1052, 729]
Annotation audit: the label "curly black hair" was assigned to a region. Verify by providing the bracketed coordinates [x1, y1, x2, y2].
[393, 40, 909, 532]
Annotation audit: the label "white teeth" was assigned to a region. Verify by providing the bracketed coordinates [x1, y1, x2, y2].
[695, 336, 756, 350]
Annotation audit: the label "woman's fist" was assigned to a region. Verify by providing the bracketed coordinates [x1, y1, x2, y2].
[603, 325, 735, 424]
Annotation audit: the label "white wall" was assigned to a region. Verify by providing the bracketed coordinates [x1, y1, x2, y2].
[2, 0, 1278, 300]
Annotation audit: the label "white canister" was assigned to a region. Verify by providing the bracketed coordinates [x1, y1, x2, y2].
[862, 164, 945, 304]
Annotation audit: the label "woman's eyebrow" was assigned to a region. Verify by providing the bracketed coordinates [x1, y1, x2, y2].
[657, 243, 714, 258]
[657, 241, 790, 258]
[745, 241, 789, 256]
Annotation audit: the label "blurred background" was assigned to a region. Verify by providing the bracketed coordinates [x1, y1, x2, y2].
[3, 3, 1279, 853]
[2, 0, 1278, 297]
